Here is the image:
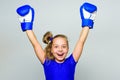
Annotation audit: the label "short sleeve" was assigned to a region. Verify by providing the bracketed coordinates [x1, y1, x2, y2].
[66, 54, 77, 65]
[43, 58, 51, 67]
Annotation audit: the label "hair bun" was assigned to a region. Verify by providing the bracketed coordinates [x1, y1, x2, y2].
[43, 31, 53, 44]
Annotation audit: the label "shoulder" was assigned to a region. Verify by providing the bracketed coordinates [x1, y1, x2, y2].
[42, 58, 53, 66]
[66, 54, 77, 65]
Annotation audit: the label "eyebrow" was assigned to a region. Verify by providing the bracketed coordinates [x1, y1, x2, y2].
[52, 44, 67, 46]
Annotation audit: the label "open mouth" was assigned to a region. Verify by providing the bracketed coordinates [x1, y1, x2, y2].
[57, 53, 64, 56]
[55, 53, 66, 63]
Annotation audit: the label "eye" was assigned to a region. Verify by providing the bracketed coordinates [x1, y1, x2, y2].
[62, 45, 67, 48]
[54, 45, 58, 48]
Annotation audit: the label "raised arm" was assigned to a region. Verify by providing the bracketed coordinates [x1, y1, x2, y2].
[73, 2, 97, 62]
[16, 5, 45, 64]
[73, 27, 89, 62]
[26, 30, 45, 64]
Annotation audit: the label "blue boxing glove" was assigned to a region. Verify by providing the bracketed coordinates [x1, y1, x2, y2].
[80, 2, 97, 29]
[16, 5, 34, 31]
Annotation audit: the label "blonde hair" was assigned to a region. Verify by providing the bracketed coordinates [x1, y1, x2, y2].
[42, 31, 68, 60]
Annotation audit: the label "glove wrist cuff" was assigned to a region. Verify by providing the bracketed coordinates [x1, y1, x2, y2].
[21, 22, 33, 32]
[82, 19, 94, 29]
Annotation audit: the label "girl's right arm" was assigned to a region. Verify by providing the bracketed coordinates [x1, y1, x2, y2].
[26, 30, 46, 64]
[16, 5, 45, 64]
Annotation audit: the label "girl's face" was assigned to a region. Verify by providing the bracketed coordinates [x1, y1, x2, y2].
[51, 37, 69, 63]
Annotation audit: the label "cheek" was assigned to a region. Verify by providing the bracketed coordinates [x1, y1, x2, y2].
[65, 50, 68, 55]
[65, 48, 69, 53]
[51, 47, 56, 53]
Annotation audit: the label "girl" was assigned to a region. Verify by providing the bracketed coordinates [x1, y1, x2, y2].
[16, 2, 97, 80]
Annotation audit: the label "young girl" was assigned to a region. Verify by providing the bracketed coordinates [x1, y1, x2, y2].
[16, 2, 97, 80]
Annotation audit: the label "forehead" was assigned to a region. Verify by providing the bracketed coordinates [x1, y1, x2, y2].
[52, 37, 67, 45]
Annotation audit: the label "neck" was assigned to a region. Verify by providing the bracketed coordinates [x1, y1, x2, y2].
[55, 59, 65, 63]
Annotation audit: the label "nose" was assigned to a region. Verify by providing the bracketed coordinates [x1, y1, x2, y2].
[58, 47, 63, 52]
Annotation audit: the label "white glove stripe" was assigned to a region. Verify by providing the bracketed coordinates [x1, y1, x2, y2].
[18, 9, 32, 22]
[83, 8, 97, 21]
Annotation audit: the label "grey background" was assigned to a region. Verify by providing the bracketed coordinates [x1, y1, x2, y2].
[0, 0, 120, 80]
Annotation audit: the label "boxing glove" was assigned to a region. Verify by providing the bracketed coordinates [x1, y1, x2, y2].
[16, 5, 35, 31]
[80, 2, 97, 29]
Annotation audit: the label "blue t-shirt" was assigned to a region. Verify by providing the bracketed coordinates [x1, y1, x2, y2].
[43, 54, 77, 80]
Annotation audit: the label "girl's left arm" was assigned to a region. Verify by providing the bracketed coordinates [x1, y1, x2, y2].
[73, 2, 97, 62]
[73, 27, 89, 62]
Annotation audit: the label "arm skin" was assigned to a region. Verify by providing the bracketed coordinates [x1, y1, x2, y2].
[73, 27, 89, 62]
[26, 30, 46, 64]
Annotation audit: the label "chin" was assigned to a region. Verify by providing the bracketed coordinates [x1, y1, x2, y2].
[55, 54, 67, 63]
